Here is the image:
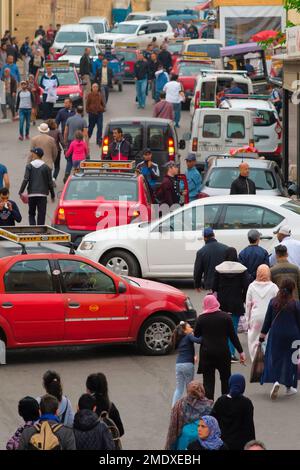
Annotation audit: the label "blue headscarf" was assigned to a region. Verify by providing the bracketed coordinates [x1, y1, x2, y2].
[229, 374, 246, 398]
[198, 416, 224, 450]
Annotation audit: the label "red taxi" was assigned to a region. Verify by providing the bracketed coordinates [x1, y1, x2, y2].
[168, 39, 186, 67]
[171, 53, 214, 109]
[52, 161, 155, 246]
[0, 239, 197, 358]
[115, 44, 139, 82]
[36, 61, 83, 117]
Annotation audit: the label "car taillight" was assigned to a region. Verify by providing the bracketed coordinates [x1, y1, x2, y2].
[198, 192, 209, 198]
[275, 121, 282, 138]
[192, 137, 198, 152]
[195, 91, 200, 109]
[168, 138, 175, 159]
[102, 136, 109, 157]
[57, 208, 66, 224]
[274, 143, 282, 155]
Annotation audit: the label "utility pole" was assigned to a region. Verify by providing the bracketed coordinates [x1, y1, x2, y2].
[51, 0, 57, 27]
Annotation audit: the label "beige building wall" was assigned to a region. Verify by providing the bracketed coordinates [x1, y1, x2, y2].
[12, 0, 113, 41]
[1, 0, 15, 37]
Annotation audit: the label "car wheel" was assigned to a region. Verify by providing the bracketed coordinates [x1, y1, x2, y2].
[138, 315, 176, 356]
[118, 82, 123, 92]
[100, 250, 140, 277]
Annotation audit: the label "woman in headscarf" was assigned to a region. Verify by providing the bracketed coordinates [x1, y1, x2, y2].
[27, 74, 41, 125]
[187, 416, 227, 450]
[165, 381, 213, 450]
[260, 278, 300, 400]
[213, 246, 249, 362]
[210, 374, 255, 450]
[194, 294, 246, 400]
[246, 265, 279, 361]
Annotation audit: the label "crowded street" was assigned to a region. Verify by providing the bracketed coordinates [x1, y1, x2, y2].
[1, 1, 300, 458]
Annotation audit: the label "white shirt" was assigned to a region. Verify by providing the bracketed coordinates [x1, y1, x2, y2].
[163, 81, 182, 104]
[269, 236, 300, 267]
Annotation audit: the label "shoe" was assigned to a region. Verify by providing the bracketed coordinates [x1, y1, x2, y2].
[25, 135, 30, 140]
[18, 135, 23, 141]
[270, 382, 280, 400]
[286, 387, 297, 396]
[231, 355, 239, 363]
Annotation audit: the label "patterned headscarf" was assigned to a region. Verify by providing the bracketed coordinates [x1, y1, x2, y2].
[198, 416, 224, 450]
[186, 381, 206, 400]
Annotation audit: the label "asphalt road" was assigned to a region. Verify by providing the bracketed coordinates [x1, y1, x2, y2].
[0, 85, 300, 450]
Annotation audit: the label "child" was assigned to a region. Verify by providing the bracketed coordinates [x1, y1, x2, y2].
[172, 321, 202, 406]
[66, 130, 89, 171]
[6, 397, 40, 450]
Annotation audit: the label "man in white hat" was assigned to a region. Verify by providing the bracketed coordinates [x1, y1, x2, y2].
[269, 225, 300, 267]
[29, 122, 57, 170]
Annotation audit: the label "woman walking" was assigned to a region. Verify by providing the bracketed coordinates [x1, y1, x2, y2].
[171, 321, 202, 406]
[246, 265, 279, 361]
[194, 294, 245, 400]
[260, 278, 300, 400]
[211, 374, 255, 450]
[165, 381, 213, 450]
[187, 416, 228, 450]
[16, 80, 34, 141]
[27, 74, 41, 125]
[213, 247, 249, 362]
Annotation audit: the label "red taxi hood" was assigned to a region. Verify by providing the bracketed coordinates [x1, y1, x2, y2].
[179, 76, 196, 91]
[128, 276, 186, 298]
[56, 85, 81, 96]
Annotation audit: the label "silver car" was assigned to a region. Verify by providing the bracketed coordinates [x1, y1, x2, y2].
[200, 156, 288, 197]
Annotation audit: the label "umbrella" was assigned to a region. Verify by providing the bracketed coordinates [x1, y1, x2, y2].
[251, 30, 279, 42]
[229, 146, 258, 156]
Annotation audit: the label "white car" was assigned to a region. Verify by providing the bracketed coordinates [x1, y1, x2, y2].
[220, 98, 282, 163]
[97, 20, 174, 48]
[53, 24, 95, 52]
[77, 196, 300, 279]
[58, 44, 99, 67]
[79, 16, 110, 42]
[125, 11, 165, 21]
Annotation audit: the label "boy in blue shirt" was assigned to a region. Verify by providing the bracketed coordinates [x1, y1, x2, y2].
[185, 154, 201, 201]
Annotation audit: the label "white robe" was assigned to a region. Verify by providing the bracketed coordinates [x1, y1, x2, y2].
[245, 281, 279, 361]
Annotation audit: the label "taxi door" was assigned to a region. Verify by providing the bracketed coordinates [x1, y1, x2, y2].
[56, 259, 130, 341]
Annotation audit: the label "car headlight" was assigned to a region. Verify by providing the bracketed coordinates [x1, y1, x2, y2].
[185, 297, 194, 311]
[69, 93, 80, 99]
[79, 241, 96, 250]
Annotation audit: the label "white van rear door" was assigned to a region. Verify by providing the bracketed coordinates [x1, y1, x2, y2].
[198, 109, 225, 155]
[223, 110, 253, 153]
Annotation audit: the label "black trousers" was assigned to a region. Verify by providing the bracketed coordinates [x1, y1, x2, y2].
[42, 94, 54, 119]
[28, 196, 47, 225]
[53, 150, 61, 180]
[201, 358, 231, 400]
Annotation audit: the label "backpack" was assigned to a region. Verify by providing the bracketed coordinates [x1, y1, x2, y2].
[28, 421, 63, 450]
[100, 410, 122, 450]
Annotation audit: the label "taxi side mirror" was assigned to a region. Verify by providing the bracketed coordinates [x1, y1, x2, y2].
[118, 282, 127, 294]
[179, 139, 186, 150]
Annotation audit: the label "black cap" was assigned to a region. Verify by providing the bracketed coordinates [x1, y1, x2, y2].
[143, 148, 152, 155]
[31, 147, 44, 158]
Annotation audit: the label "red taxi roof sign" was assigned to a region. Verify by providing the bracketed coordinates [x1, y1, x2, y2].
[80, 160, 136, 171]
[44, 60, 70, 68]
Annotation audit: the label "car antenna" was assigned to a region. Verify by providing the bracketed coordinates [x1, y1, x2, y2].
[68, 243, 76, 255]
[19, 243, 27, 255]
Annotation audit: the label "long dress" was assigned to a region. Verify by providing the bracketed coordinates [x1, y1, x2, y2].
[261, 299, 300, 388]
[246, 281, 279, 361]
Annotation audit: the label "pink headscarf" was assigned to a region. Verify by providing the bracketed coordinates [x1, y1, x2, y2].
[202, 294, 220, 314]
[256, 264, 271, 282]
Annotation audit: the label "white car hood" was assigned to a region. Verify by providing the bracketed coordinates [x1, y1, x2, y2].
[97, 33, 131, 42]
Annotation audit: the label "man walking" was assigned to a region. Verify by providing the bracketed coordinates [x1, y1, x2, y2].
[40, 63, 59, 119]
[194, 227, 228, 291]
[1, 68, 17, 119]
[20, 37, 32, 79]
[158, 43, 172, 74]
[230, 162, 256, 195]
[19, 147, 55, 226]
[134, 52, 149, 109]
[94, 58, 113, 104]
[136, 148, 160, 189]
[106, 127, 131, 161]
[185, 154, 201, 201]
[30, 122, 58, 170]
[0, 54, 21, 82]
[270, 245, 300, 299]
[55, 98, 75, 136]
[64, 106, 88, 180]
[238, 229, 269, 281]
[86, 83, 106, 146]
[163, 74, 184, 128]
[269, 225, 300, 267]
[16, 80, 34, 141]
[80, 48, 93, 114]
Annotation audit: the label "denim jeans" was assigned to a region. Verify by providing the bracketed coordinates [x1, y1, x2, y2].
[19, 108, 31, 137]
[228, 314, 240, 357]
[173, 102, 181, 127]
[172, 362, 195, 406]
[88, 112, 103, 145]
[136, 78, 147, 108]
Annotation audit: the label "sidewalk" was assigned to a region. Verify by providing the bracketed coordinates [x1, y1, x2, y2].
[0, 119, 11, 124]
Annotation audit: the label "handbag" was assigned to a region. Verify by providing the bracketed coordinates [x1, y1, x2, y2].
[250, 343, 264, 383]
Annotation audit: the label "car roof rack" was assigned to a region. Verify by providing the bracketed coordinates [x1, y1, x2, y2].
[76, 160, 136, 176]
[207, 152, 261, 166]
[0, 226, 73, 255]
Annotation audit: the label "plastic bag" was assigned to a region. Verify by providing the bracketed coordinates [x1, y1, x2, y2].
[46, 86, 57, 103]
[250, 343, 264, 383]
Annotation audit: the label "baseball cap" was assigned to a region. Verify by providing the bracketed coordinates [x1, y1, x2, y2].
[31, 147, 44, 158]
[248, 229, 262, 241]
[143, 148, 152, 155]
[164, 161, 179, 168]
[185, 153, 196, 162]
[203, 227, 214, 237]
[273, 225, 291, 236]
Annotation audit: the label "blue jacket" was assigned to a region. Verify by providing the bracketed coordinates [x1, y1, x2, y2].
[238, 245, 269, 281]
[176, 334, 202, 364]
[155, 71, 169, 93]
[186, 167, 201, 201]
[92, 58, 103, 76]
[0, 63, 21, 82]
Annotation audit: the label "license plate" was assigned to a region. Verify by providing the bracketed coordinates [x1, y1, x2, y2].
[199, 145, 221, 152]
[54, 102, 64, 108]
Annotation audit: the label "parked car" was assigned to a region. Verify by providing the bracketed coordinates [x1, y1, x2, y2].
[79, 16, 110, 42]
[219, 97, 282, 164]
[115, 44, 139, 82]
[182, 39, 223, 68]
[200, 155, 287, 197]
[53, 24, 95, 52]
[125, 11, 164, 21]
[102, 117, 186, 178]
[77, 196, 300, 278]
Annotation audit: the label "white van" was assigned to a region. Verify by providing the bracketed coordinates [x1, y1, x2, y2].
[53, 24, 95, 52]
[188, 108, 254, 170]
[125, 11, 164, 21]
[79, 17, 110, 41]
[190, 71, 253, 115]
